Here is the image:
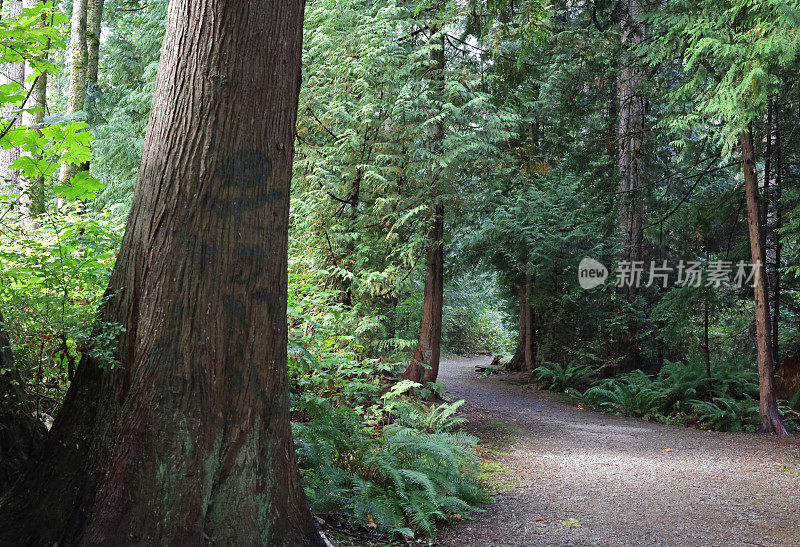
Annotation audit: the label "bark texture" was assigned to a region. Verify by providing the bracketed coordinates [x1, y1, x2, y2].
[0, 0, 325, 544]
[740, 129, 787, 435]
[0, 312, 46, 497]
[58, 0, 88, 187]
[0, 0, 25, 195]
[772, 114, 782, 368]
[506, 274, 536, 373]
[616, 0, 645, 372]
[85, 0, 103, 83]
[403, 205, 445, 385]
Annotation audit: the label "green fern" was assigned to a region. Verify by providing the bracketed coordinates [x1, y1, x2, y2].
[689, 396, 760, 432]
[581, 371, 667, 420]
[532, 361, 593, 391]
[292, 399, 487, 540]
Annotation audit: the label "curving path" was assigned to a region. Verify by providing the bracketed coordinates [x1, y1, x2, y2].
[436, 356, 800, 547]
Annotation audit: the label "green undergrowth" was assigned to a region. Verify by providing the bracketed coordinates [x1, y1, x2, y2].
[530, 359, 800, 433]
[287, 281, 488, 542]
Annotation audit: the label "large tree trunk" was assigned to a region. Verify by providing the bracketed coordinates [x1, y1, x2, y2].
[615, 0, 645, 373]
[0, 0, 326, 544]
[402, 204, 444, 385]
[740, 129, 787, 435]
[57, 0, 88, 189]
[0, 312, 46, 497]
[19, 0, 49, 228]
[0, 0, 25, 197]
[506, 273, 536, 373]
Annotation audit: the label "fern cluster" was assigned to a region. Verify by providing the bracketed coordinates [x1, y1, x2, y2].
[293, 399, 487, 540]
[532, 360, 594, 392]
[550, 360, 800, 432]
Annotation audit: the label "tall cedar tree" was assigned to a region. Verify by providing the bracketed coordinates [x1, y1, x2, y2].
[402, 20, 446, 386]
[741, 129, 787, 434]
[616, 0, 646, 372]
[0, 0, 327, 543]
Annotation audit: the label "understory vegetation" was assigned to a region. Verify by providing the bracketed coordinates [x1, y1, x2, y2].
[532, 359, 800, 432]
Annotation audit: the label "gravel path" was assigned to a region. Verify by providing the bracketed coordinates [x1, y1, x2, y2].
[436, 356, 800, 547]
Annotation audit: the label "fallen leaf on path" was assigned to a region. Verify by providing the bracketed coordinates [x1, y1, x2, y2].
[562, 518, 581, 528]
[662, 448, 671, 452]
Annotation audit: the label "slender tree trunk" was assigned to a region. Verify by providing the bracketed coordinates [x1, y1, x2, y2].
[0, 0, 25, 197]
[0, 0, 326, 544]
[760, 102, 771, 264]
[773, 112, 782, 368]
[58, 0, 88, 189]
[83, 0, 103, 127]
[703, 287, 712, 397]
[507, 273, 536, 373]
[19, 0, 49, 228]
[402, 20, 445, 387]
[740, 129, 787, 435]
[339, 170, 360, 307]
[616, 0, 645, 373]
[0, 312, 46, 497]
[85, 0, 102, 83]
[402, 204, 444, 385]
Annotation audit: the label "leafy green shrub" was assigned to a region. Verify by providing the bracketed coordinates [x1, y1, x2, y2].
[532, 361, 593, 391]
[286, 274, 397, 409]
[286, 278, 487, 539]
[293, 398, 487, 540]
[0, 209, 125, 408]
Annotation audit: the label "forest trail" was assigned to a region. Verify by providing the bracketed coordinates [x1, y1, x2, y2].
[435, 356, 800, 547]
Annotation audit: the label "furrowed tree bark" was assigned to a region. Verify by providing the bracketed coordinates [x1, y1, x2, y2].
[403, 204, 444, 386]
[19, 0, 49, 228]
[0, 0, 326, 544]
[57, 0, 88, 189]
[0, 312, 46, 497]
[402, 20, 445, 387]
[616, 0, 645, 373]
[740, 129, 787, 435]
[772, 112, 782, 368]
[507, 273, 536, 373]
[0, 0, 25, 198]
